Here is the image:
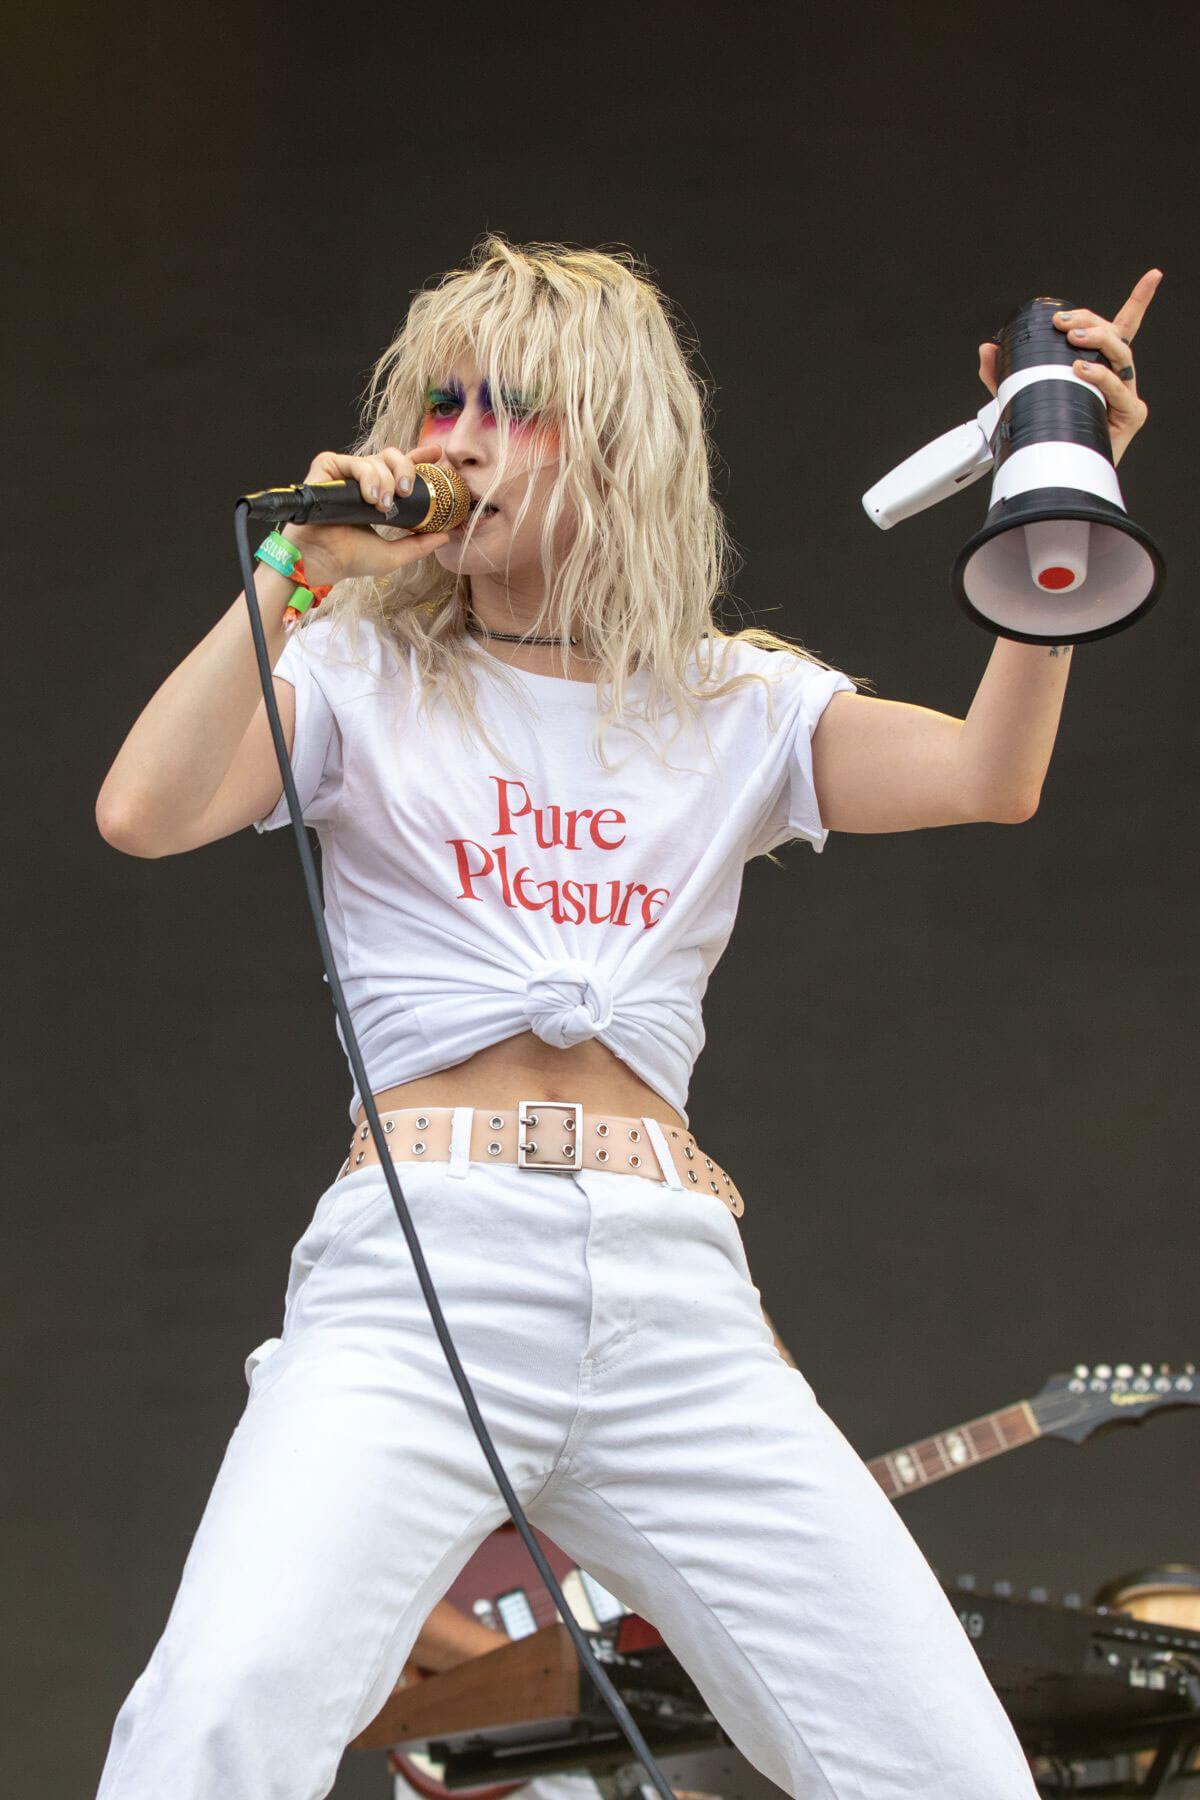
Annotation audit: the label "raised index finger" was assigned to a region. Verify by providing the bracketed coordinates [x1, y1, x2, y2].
[1113, 268, 1164, 344]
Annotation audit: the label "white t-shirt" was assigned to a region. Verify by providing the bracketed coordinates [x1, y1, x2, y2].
[254, 617, 854, 1125]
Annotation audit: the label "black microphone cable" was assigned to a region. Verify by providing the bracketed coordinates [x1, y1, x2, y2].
[233, 501, 677, 1800]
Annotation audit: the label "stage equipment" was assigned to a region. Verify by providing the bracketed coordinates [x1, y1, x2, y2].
[242, 463, 472, 532]
[862, 296, 1165, 644]
[1095, 1566, 1200, 1638]
[231, 497, 674, 1800]
[356, 1599, 1200, 1785]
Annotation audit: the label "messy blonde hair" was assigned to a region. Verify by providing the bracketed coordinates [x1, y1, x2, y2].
[303, 234, 841, 740]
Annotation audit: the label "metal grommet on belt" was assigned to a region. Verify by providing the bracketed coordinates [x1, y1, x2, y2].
[415, 1115, 429, 1130]
[412, 1140, 426, 1155]
[489, 1115, 504, 1129]
[596, 1122, 609, 1137]
[355, 1151, 365, 1165]
[488, 1141, 502, 1156]
[384, 1119, 394, 1133]
[596, 1148, 609, 1163]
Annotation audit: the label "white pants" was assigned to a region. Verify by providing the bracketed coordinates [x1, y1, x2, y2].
[96, 1142, 1038, 1800]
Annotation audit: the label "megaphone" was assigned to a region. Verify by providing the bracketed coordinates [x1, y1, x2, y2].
[862, 297, 1165, 644]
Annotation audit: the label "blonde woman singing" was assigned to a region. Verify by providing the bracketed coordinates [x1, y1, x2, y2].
[94, 239, 1159, 1799]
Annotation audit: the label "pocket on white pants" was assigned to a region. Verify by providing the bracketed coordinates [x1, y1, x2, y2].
[243, 1170, 389, 1387]
[244, 1335, 282, 1386]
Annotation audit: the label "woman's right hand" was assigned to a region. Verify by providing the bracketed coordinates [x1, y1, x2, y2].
[280, 443, 452, 586]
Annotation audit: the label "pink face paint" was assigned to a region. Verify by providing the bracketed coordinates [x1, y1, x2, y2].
[418, 411, 453, 443]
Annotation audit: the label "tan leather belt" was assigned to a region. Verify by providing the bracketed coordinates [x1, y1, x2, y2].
[337, 1101, 744, 1218]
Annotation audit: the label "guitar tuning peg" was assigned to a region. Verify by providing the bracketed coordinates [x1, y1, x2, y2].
[1028, 1586, 1049, 1603]
[1116, 1362, 1133, 1379]
[1186, 1363, 1196, 1376]
[956, 1573, 977, 1590]
[992, 1579, 1013, 1598]
[1074, 1363, 1090, 1378]
[1094, 1363, 1112, 1379]
[1063, 1593, 1082, 1609]
[1139, 1362, 1154, 1377]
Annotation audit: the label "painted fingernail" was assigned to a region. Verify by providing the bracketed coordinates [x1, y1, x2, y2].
[366, 483, 379, 499]
[1056, 311, 1072, 322]
[399, 476, 412, 494]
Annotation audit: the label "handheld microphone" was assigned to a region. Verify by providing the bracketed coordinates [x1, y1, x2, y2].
[241, 461, 472, 533]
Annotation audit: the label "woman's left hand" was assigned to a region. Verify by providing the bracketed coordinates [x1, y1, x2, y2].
[977, 268, 1162, 467]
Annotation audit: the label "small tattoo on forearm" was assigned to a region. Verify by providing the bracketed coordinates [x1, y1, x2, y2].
[1048, 644, 1073, 658]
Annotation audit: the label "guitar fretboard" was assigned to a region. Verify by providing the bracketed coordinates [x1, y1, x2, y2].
[868, 1402, 1038, 1499]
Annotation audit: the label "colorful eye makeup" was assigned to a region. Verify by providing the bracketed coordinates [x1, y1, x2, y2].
[420, 379, 538, 431]
[481, 381, 537, 424]
[424, 379, 466, 422]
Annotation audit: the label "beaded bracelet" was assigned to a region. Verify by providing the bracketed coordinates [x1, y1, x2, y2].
[254, 529, 333, 626]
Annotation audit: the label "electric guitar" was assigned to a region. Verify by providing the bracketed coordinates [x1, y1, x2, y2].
[867, 1358, 1197, 1498]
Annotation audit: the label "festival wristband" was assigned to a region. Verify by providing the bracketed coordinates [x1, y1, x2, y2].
[255, 530, 332, 624]
[254, 529, 303, 578]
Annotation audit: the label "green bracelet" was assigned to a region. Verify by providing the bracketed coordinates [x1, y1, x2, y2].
[254, 529, 302, 578]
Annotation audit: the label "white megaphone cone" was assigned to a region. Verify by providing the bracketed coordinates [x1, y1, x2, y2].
[863, 296, 1165, 644]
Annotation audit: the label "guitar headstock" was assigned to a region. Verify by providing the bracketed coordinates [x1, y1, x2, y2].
[1032, 1362, 1198, 1444]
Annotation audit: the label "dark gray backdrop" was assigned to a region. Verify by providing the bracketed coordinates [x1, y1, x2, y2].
[5, 3, 1197, 1794]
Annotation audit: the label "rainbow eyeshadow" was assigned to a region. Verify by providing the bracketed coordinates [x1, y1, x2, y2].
[421, 378, 466, 430]
[479, 381, 537, 425]
[420, 378, 539, 435]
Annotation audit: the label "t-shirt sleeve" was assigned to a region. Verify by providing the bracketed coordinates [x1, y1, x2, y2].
[746, 655, 856, 858]
[782, 662, 856, 851]
[252, 621, 344, 833]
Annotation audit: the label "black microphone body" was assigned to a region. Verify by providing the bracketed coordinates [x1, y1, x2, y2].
[241, 465, 471, 533]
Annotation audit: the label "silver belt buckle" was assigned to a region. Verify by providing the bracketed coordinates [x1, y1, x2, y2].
[517, 1100, 583, 1172]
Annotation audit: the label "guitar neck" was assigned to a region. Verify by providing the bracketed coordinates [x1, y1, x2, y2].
[868, 1400, 1040, 1499]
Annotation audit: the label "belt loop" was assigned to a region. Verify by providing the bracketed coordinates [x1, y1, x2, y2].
[641, 1117, 683, 1191]
[448, 1106, 473, 1179]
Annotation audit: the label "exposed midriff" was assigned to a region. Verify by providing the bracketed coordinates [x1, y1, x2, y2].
[352, 1030, 687, 1133]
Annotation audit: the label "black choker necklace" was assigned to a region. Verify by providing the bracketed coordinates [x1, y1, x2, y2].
[467, 613, 579, 649]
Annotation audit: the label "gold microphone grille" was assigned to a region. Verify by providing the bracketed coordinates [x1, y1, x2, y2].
[412, 463, 471, 533]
